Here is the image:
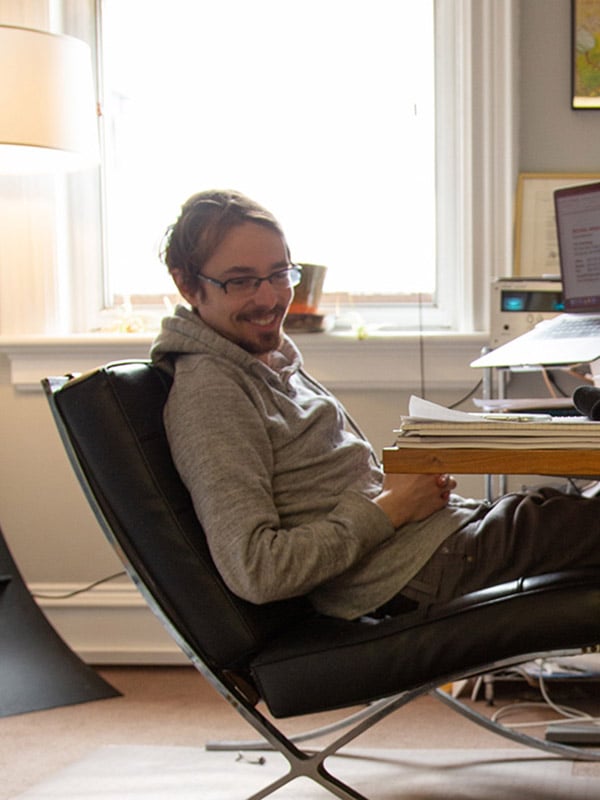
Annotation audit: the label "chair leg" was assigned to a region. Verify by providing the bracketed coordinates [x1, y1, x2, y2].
[239, 693, 425, 800]
[198, 659, 426, 800]
[224, 697, 392, 800]
[245, 750, 369, 800]
[206, 670, 600, 798]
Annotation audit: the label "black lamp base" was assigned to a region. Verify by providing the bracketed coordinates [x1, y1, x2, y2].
[0, 528, 120, 717]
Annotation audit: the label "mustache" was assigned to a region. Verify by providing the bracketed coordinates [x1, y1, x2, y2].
[240, 304, 287, 320]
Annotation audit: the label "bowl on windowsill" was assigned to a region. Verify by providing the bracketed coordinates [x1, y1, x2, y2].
[284, 263, 328, 333]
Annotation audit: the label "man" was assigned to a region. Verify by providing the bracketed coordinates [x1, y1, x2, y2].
[151, 189, 600, 620]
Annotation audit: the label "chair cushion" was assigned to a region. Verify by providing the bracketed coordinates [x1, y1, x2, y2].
[250, 569, 600, 717]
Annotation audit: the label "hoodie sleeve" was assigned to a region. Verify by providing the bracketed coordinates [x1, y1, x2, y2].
[163, 356, 395, 606]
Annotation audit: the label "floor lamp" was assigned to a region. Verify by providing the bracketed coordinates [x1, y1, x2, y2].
[0, 24, 119, 716]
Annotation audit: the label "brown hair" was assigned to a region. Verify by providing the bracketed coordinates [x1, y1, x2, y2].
[160, 189, 288, 295]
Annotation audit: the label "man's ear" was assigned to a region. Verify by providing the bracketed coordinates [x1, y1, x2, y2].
[171, 268, 200, 307]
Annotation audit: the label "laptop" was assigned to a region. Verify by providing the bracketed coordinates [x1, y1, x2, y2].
[472, 180, 600, 368]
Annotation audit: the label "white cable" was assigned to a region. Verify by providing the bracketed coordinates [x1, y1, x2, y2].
[537, 669, 590, 720]
[489, 658, 600, 730]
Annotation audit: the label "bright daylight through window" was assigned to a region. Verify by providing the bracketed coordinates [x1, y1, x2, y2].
[100, 0, 436, 332]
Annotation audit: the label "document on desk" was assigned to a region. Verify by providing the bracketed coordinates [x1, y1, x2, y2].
[394, 396, 600, 448]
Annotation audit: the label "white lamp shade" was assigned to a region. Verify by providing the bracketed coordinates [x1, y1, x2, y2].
[0, 25, 99, 173]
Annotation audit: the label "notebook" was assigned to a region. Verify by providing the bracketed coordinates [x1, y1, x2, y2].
[472, 180, 600, 368]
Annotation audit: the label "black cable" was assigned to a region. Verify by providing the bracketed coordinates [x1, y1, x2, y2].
[32, 570, 127, 599]
[448, 379, 483, 409]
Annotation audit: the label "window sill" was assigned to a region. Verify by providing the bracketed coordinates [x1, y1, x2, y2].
[0, 330, 489, 392]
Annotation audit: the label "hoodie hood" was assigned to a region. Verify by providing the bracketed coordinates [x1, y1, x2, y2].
[150, 304, 303, 382]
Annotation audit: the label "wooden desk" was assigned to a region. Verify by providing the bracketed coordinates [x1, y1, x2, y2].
[382, 447, 600, 477]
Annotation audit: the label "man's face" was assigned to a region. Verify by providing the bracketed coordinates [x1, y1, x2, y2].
[186, 222, 294, 359]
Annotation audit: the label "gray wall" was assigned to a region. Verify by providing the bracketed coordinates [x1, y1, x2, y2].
[519, 0, 600, 171]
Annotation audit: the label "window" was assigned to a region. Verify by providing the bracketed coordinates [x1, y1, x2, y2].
[0, 0, 516, 338]
[99, 0, 440, 331]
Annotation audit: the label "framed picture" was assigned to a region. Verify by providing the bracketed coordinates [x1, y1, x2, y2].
[514, 172, 600, 276]
[572, 0, 600, 108]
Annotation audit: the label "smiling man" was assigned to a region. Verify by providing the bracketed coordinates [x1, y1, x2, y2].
[151, 189, 600, 621]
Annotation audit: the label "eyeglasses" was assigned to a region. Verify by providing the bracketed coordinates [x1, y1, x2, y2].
[196, 265, 303, 296]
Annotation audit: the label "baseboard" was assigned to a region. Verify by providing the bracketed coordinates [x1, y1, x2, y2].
[30, 580, 188, 665]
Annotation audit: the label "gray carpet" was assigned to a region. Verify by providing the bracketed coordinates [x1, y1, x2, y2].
[11, 745, 600, 799]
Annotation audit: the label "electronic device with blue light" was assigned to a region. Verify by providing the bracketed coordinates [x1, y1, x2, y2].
[474, 180, 600, 368]
[489, 276, 563, 348]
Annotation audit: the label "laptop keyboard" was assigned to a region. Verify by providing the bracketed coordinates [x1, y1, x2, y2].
[540, 316, 600, 338]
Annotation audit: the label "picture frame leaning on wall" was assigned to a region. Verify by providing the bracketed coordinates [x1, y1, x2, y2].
[514, 172, 600, 277]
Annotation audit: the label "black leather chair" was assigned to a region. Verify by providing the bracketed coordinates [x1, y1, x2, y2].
[43, 361, 600, 800]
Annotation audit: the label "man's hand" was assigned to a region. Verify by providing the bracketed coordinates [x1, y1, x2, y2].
[374, 472, 457, 528]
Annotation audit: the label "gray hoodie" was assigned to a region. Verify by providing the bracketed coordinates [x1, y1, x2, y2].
[151, 305, 478, 619]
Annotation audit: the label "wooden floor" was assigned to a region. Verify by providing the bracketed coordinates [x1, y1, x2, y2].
[1, 666, 599, 799]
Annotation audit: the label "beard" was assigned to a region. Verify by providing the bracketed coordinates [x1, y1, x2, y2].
[243, 329, 283, 355]
[235, 304, 288, 356]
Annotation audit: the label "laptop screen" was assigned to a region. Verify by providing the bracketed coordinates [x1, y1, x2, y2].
[554, 181, 600, 313]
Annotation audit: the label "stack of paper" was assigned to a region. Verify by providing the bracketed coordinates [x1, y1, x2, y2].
[394, 396, 600, 449]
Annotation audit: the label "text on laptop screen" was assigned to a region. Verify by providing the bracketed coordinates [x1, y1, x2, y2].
[554, 181, 600, 313]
